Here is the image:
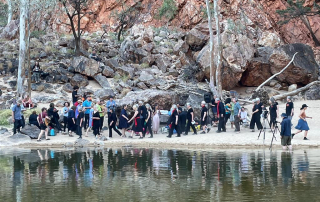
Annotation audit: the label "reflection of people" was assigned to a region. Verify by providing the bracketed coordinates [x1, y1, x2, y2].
[280, 113, 292, 150]
[281, 152, 293, 185]
[292, 104, 312, 140]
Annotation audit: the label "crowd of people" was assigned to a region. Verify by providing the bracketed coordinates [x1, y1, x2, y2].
[10, 87, 312, 149]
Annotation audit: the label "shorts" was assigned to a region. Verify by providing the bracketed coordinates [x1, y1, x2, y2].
[281, 136, 292, 146]
[40, 123, 47, 130]
[230, 115, 235, 122]
[201, 119, 207, 126]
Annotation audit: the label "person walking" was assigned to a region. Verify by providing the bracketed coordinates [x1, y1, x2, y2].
[280, 113, 292, 150]
[143, 104, 153, 138]
[269, 97, 279, 131]
[118, 105, 129, 138]
[292, 104, 312, 140]
[76, 106, 84, 139]
[152, 104, 160, 134]
[68, 106, 77, 137]
[36, 108, 50, 141]
[224, 102, 231, 128]
[233, 98, 241, 133]
[250, 98, 263, 132]
[286, 96, 294, 121]
[12, 100, 25, 134]
[128, 104, 143, 139]
[216, 98, 226, 133]
[83, 95, 92, 130]
[167, 105, 181, 138]
[62, 102, 70, 133]
[185, 103, 197, 135]
[108, 107, 122, 138]
[106, 96, 116, 117]
[200, 101, 210, 134]
[138, 101, 148, 134]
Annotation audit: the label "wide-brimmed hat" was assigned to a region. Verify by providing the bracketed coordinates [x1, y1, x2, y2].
[281, 113, 287, 118]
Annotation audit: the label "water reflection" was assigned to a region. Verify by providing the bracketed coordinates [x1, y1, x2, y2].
[1, 148, 320, 202]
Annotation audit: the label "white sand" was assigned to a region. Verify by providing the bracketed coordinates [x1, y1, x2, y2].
[1, 100, 319, 149]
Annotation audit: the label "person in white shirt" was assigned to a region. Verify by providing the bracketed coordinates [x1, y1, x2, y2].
[240, 107, 249, 127]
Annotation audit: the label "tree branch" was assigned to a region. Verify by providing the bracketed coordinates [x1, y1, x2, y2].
[255, 52, 298, 92]
[273, 81, 320, 100]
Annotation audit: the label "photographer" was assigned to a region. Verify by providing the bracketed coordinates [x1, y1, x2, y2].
[269, 97, 279, 131]
[250, 98, 263, 132]
[280, 113, 292, 150]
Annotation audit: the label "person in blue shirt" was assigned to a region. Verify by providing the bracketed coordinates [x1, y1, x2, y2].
[82, 95, 92, 130]
[12, 100, 25, 134]
[280, 113, 292, 151]
[106, 96, 116, 116]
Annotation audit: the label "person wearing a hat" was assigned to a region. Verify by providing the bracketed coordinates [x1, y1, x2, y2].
[292, 104, 312, 140]
[280, 113, 292, 150]
[250, 98, 263, 132]
[83, 95, 92, 130]
[286, 96, 294, 121]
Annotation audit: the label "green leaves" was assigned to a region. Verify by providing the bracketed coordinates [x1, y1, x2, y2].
[158, 0, 178, 21]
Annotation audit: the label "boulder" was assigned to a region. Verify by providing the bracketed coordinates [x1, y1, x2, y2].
[102, 66, 115, 77]
[240, 47, 273, 86]
[7, 133, 31, 144]
[258, 32, 281, 48]
[104, 58, 120, 69]
[288, 84, 298, 92]
[70, 74, 89, 87]
[305, 84, 320, 100]
[154, 54, 171, 73]
[94, 74, 110, 88]
[139, 71, 155, 83]
[0, 20, 19, 40]
[120, 37, 148, 63]
[72, 56, 100, 77]
[20, 125, 41, 139]
[173, 40, 189, 54]
[0, 127, 8, 135]
[186, 28, 208, 51]
[74, 138, 90, 147]
[116, 65, 135, 78]
[269, 44, 319, 85]
[94, 88, 115, 100]
[31, 83, 45, 91]
[137, 82, 148, 90]
[63, 83, 74, 93]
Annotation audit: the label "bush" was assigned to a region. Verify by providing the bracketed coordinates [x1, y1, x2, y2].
[0, 2, 8, 27]
[30, 30, 46, 39]
[158, 0, 178, 21]
[0, 108, 41, 126]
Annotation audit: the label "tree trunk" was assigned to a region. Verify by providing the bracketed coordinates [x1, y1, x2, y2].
[27, 0, 31, 98]
[273, 81, 320, 100]
[205, 0, 218, 96]
[17, 0, 27, 97]
[213, 0, 223, 98]
[300, 15, 320, 47]
[7, 0, 12, 25]
[118, 24, 124, 41]
[75, 6, 81, 56]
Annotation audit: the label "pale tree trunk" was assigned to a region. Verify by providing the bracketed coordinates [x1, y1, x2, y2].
[213, 0, 223, 98]
[205, 0, 218, 96]
[17, 0, 27, 97]
[26, 0, 31, 98]
[7, 0, 12, 25]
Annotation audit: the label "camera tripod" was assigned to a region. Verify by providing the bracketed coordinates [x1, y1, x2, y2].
[269, 121, 281, 150]
[257, 116, 278, 149]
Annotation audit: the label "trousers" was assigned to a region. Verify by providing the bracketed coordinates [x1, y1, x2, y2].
[13, 119, 23, 134]
[84, 114, 89, 129]
[218, 116, 226, 132]
[143, 121, 153, 137]
[185, 120, 197, 135]
[109, 124, 122, 137]
[234, 115, 240, 131]
[250, 113, 263, 130]
[169, 124, 180, 137]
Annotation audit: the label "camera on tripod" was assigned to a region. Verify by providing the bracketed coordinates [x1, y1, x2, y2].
[262, 107, 268, 119]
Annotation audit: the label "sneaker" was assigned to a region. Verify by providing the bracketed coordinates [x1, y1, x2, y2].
[139, 137, 143, 139]
[251, 130, 255, 132]
[216, 130, 221, 133]
[78, 137, 82, 139]
[176, 135, 181, 137]
[37, 139, 41, 142]
[200, 131, 206, 134]
[222, 130, 226, 132]
[166, 136, 171, 138]
[183, 133, 188, 136]
[192, 133, 197, 135]
[303, 137, 309, 140]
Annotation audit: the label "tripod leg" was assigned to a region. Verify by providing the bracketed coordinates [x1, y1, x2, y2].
[257, 129, 262, 140]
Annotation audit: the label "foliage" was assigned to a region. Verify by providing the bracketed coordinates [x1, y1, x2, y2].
[0, 108, 41, 125]
[111, 0, 142, 41]
[0, 2, 8, 27]
[157, 0, 178, 21]
[30, 30, 46, 38]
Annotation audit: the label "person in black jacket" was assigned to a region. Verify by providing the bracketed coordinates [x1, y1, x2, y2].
[138, 101, 148, 135]
[47, 103, 62, 134]
[178, 107, 187, 134]
[29, 111, 40, 129]
[216, 98, 226, 133]
[185, 103, 197, 135]
[108, 107, 122, 138]
[250, 98, 263, 132]
[143, 104, 154, 138]
[200, 101, 210, 134]
[167, 105, 181, 138]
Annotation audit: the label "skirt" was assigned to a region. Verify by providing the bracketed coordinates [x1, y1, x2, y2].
[295, 119, 310, 131]
[152, 114, 160, 132]
[118, 117, 129, 129]
[132, 118, 142, 133]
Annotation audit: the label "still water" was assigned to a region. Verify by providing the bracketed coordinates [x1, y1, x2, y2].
[0, 148, 318, 202]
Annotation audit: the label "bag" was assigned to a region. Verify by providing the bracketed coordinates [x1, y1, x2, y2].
[50, 129, 55, 136]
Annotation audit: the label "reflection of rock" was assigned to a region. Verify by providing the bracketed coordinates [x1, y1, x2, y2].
[270, 44, 319, 85]
[20, 125, 40, 139]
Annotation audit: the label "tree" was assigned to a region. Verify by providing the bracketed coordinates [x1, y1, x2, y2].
[205, 0, 217, 96]
[6, 0, 12, 24]
[59, 0, 92, 55]
[277, 0, 320, 46]
[112, 1, 141, 41]
[17, 0, 27, 97]
[213, 0, 222, 98]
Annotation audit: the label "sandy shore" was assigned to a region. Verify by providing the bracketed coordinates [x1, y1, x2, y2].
[1, 100, 319, 149]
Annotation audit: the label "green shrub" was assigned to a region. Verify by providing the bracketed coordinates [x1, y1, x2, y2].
[157, 0, 178, 21]
[30, 30, 46, 39]
[0, 108, 41, 126]
[0, 2, 8, 27]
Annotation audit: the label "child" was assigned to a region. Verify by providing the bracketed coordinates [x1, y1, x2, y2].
[76, 106, 84, 139]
